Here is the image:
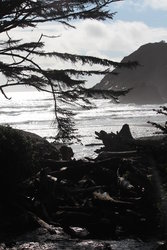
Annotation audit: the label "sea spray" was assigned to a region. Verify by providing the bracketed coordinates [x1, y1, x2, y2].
[0, 91, 166, 158]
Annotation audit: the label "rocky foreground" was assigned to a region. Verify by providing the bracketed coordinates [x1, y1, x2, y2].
[0, 125, 167, 249]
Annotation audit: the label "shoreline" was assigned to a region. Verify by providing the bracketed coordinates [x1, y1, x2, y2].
[0, 125, 166, 250]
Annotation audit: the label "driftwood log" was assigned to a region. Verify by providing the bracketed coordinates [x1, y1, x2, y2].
[95, 124, 135, 152]
[95, 124, 167, 163]
[0, 125, 166, 241]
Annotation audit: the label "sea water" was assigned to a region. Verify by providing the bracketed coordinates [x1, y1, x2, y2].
[0, 91, 164, 249]
[0, 91, 166, 158]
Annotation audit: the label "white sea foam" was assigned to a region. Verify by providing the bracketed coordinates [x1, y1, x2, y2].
[0, 91, 166, 158]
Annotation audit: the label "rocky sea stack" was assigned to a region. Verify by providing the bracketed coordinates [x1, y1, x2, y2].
[94, 42, 167, 104]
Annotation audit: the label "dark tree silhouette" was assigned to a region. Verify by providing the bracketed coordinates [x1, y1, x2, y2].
[148, 106, 167, 134]
[0, 0, 137, 140]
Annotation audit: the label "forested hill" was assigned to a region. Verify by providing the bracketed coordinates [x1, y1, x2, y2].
[94, 42, 167, 104]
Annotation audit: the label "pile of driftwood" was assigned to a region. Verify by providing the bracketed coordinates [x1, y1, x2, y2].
[0, 124, 167, 241]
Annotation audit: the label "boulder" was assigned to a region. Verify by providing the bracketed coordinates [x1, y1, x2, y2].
[0, 125, 59, 187]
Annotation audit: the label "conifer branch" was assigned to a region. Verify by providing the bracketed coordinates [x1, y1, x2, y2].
[0, 0, 137, 141]
[148, 106, 167, 134]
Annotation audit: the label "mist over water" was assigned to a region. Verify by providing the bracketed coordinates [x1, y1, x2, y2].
[0, 91, 166, 158]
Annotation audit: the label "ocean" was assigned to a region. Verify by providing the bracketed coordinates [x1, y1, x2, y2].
[0, 91, 164, 249]
[0, 91, 166, 159]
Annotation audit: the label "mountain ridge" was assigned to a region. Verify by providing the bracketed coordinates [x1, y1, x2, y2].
[94, 42, 167, 104]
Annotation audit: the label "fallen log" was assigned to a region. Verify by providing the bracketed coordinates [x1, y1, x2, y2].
[42, 159, 87, 170]
[0, 125, 163, 241]
[95, 124, 135, 152]
[28, 211, 56, 234]
[95, 150, 138, 161]
[93, 191, 133, 206]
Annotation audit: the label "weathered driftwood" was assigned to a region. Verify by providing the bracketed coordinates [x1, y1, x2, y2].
[96, 150, 138, 161]
[95, 124, 135, 152]
[0, 125, 165, 241]
[42, 159, 85, 170]
[95, 124, 167, 162]
[28, 211, 56, 234]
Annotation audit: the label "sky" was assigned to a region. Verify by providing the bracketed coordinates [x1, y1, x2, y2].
[4, 0, 167, 90]
[41, 0, 167, 60]
[38, 0, 167, 87]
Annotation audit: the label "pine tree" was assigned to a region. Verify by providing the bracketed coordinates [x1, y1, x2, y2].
[148, 106, 167, 134]
[0, 0, 137, 141]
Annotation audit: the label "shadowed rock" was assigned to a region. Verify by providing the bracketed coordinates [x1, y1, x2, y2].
[94, 42, 167, 104]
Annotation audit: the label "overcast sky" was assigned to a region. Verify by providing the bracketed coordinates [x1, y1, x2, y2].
[6, 0, 167, 90]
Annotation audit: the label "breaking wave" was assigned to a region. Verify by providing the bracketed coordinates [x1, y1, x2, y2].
[0, 91, 166, 158]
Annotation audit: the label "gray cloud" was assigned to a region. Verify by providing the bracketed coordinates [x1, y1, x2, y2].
[42, 20, 167, 59]
[6, 19, 167, 63]
[4, 19, 167, 87]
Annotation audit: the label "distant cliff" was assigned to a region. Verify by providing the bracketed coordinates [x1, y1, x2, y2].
[94, 42, 167, 104]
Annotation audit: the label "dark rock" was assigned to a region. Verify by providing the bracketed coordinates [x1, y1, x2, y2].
[60, 145, 74, 160]
[0, 125, 59, 187]
[94, 42, 167, 104]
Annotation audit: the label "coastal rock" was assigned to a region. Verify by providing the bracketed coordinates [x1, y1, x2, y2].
[94, 42, 167, 104]
[0, 125, 59, 187]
